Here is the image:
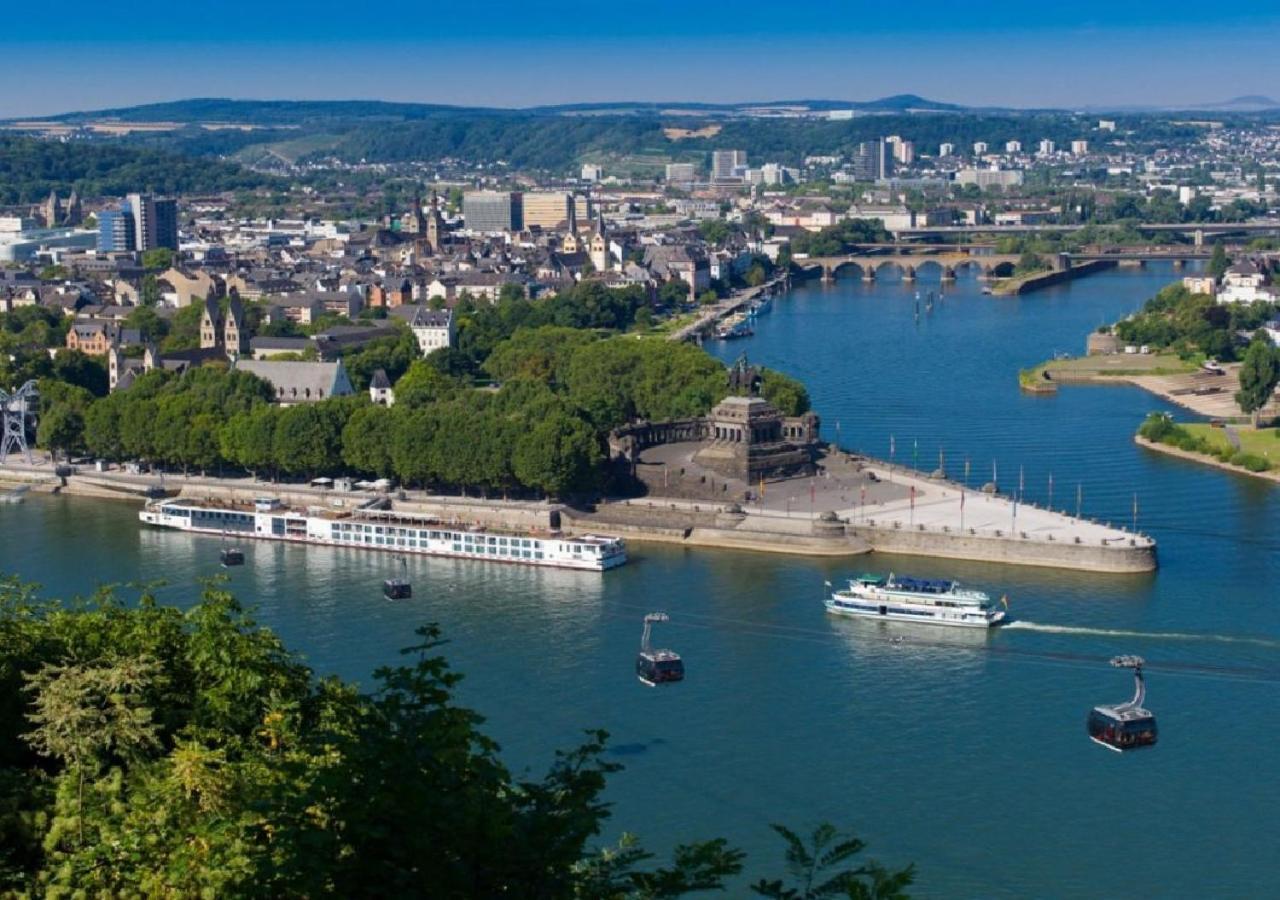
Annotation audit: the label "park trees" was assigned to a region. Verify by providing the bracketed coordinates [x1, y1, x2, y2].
[1208, 242, 1230, 280]
[271, 401, 350, 477]
[35, 381, 93, 460]
[512, 412, 601, 497]
[220, 405, 278, 478]
[759, 369, 811, 416]
[342, 402, 396, 478]
[483, 325, 594, 385]
[1235, 334, 1280, 427]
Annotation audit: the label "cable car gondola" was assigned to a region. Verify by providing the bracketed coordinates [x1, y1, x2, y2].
[383, 556, 412, 600]
[219, 531, 245, 567]
[1087, 655, 1157, 752]
[636, 612, 683, 686]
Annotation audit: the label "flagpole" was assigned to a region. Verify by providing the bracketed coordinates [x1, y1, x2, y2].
[1048, 472, 1054, 511]
[1076, 482, 1083, 519]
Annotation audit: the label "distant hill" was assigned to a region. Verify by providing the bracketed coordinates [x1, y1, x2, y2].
[18, 95, 969, 126]
[27, 98, 512, 125]
[1190, 95, 1280, 111]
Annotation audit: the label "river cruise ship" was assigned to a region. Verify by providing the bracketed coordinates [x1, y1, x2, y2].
[139, 497, 627, 572]
[825, 573, 1007, 629]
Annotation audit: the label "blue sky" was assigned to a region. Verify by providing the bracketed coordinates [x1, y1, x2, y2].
[5, 1, 1280, 116]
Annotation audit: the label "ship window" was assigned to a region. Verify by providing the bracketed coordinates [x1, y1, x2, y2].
[453, 544, 461, 552]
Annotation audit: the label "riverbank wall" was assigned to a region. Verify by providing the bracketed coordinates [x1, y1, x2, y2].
[848, 520, 1155, 573]
[561, 502, 873, 557]
[993, 260, 1116, 295]
[1, 460, 1156, 572]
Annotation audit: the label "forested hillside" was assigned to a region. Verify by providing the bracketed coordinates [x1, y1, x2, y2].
[0, 136, 279, 204]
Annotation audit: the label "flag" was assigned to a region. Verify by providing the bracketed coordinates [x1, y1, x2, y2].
[810, 484, 816, 504]
[824, 580, 833, 588]
[960, 490, 965, 509]
[910, 485, 915, 509]
[1000, 594, 1009, 609]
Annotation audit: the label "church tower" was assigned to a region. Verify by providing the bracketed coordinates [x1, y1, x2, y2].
[223, 292, 248, 357]
[65, 190, 83, 227]
[424, 190, 445, 252]
[42, 191, 63, 227]
[589, 211, 609, 272]
[199, 295, 223, 350]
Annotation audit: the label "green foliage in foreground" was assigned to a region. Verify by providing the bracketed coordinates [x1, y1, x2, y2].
[1137, 412, 1272, 472]
[0, 579, 914, 898]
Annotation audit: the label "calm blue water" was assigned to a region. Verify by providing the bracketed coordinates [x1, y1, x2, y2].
[4, 263, 1279, 898]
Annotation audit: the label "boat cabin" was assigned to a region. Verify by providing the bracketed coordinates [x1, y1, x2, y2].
[220, 547, 245, 567]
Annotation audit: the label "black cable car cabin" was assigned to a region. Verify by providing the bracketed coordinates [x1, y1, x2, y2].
[383, 557, 412, 600]
[1088, 655, 1157, 752]
[383, 578, 412, 601]
[636, 649, 684, 686]
[637, 613, 683, 686]
[220, 547, 245, 567]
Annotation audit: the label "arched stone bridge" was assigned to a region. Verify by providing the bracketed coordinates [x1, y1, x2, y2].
[801, 252, 1028, 283]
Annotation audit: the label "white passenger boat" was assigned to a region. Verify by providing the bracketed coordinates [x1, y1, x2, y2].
[139, 497, 627, 572]
[825, 573, 1007, 629]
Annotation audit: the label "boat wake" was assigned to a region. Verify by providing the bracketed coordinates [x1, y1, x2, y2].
[1004, 620, 1280, 649]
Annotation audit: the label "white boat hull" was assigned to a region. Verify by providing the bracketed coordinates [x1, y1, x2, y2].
[139, 505, 626, 572]
[825, 598, 1005, 629]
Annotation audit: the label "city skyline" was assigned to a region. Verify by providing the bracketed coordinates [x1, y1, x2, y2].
[4, 2, 1280, 118]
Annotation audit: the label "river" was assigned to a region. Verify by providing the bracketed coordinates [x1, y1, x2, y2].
[3, 263, 1278, 898]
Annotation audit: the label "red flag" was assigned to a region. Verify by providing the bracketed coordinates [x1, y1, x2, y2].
[810, 484, 816, 503]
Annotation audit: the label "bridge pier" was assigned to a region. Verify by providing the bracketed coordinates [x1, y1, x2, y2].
[902, 265, 916, 283]
[1173, 259, 1185, 269]
[863, 267, 876, 283]
[821, 265, 835, 284]
[1194, 229, 1204, 248]
[941, 266, 956, 283]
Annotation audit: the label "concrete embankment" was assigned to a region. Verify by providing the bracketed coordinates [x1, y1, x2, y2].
[1, 459, 1156, 572]
[562, 503, 873, 557]
[849, 521, 1155, 573]
[993, 260, 1116, 295]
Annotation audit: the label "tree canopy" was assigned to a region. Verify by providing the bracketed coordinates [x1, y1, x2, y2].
[0, 578, 914, 897]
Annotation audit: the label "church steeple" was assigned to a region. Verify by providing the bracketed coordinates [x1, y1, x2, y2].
[425, 190, 444, 252]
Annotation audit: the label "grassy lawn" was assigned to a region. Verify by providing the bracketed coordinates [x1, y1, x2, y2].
[1020, 353, 1196, 386]
[1182, 423, 1280, 464]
